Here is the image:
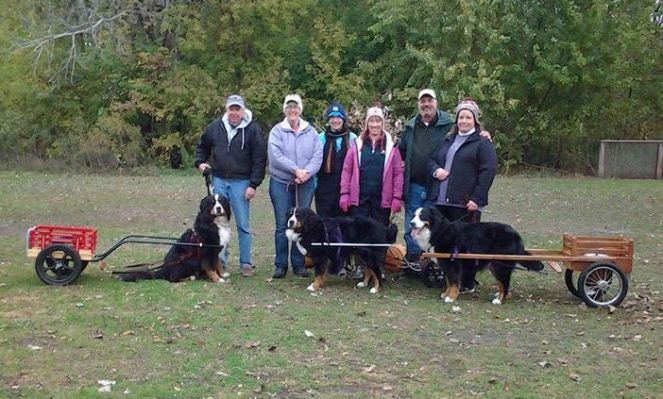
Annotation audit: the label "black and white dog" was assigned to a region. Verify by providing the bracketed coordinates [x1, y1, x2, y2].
[114, 194, 231, 283]
[285, 208, 397, 293]
[410, 206, 543, 304]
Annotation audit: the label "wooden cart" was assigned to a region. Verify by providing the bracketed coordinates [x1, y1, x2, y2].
[422, 233, 634, 308]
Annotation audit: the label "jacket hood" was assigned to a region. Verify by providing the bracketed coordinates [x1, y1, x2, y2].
[278, 117, 311, 133]
[222, 108, 253, 130]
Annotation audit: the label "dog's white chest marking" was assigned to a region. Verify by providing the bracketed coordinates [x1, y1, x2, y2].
[295, 241, 307, 256]
[214, 218, 231, 247]
[285, 228, 306, 255]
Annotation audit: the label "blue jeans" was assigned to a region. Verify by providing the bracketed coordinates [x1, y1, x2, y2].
[404, 182, 433, 256]
[212, 177, 252, 268]
[269, 178, 315, 271]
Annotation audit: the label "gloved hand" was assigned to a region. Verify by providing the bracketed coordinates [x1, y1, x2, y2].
[339, 194, 350, 213]
[390, 198, 402, 214]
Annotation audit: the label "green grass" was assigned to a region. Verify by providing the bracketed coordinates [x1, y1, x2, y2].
[1, 171, 661, 398]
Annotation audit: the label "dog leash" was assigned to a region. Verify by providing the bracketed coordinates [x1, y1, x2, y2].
[203, 167, 213, 196]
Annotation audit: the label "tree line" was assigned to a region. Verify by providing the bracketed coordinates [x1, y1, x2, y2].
[1, 0, 661, 173]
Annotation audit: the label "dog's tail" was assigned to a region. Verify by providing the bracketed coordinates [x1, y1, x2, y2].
[386, 223, 398, 244]
[112, 267, 164, 282]
[519, 250, 545, 271]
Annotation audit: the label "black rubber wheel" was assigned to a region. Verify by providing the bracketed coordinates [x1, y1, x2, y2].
[420, 261, 446, 289]
[564, 269, 579, 297]
[35, 244, 83, 285]
[578, 262, 628, 308]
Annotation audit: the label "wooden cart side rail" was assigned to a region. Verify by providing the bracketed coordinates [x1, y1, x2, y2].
[421, 252, 631, 263]
[421, 252, 633, 274]
[562, 234, 630, 241]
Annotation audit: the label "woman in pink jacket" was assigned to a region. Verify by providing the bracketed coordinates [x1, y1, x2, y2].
[339, 106, 404, 225]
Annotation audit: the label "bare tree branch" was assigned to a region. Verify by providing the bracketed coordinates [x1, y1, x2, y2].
[12, 10, 128, 82]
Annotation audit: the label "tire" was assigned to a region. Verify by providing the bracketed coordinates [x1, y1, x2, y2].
[577, 262, 628, 308]
[564, 269, 579, 297]
[35, 244, 83, 286]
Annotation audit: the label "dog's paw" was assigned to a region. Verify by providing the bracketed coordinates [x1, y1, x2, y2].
[444, 296, 455, 303]
[216, 278, 226, 284]
[306, 283, 316, 292]
[492, 297, 502, 305]
[369, 287, 379, 294]
[356, 281, 367, 288]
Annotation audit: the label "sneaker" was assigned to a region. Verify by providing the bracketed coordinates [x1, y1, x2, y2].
[272, 268, 287, 279]
[220, 263, 230, 279]
[405, 252, 422, 263]
[294, 269, 310, 278]
[241, 264, 253, 277]
[459, 286, 476, 294]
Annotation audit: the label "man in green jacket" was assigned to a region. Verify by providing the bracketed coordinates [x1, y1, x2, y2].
[399, 89, 454, 261]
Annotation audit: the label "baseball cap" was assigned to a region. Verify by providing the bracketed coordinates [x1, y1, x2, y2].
[225, 95, 245, 108]
[417, 89, 437, 100]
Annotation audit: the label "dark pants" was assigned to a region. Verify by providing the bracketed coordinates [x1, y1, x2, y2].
[352, 194, 390, 225]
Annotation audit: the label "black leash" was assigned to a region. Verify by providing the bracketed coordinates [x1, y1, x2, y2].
[203, 167, 213, 196]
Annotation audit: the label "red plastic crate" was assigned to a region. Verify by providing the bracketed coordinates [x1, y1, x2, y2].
[27, 225, 97, 260]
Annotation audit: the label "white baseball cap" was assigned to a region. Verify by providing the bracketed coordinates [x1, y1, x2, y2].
[417, 89, 437, 100]
[282, 94, 303, 114]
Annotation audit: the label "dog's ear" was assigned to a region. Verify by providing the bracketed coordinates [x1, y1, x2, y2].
[300, 208, 321, 233]
[429, 207, 444, 230]
[200, 195, 213, 212]
[221, 196, 231, 220]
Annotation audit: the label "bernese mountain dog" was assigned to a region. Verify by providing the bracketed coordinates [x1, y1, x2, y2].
[114, 194, 231, 283]
[285, 207, 398, 293]
[410, 206, 543, 304]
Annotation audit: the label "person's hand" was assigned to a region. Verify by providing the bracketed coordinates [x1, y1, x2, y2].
[294, 169, 309, 184]
[245, 187, 256, 200]
[339, 194, 350, 213]
[480, 129, 492, 142]
[433, 168, 449, 181]
[390, 198, 402, 214]
[466, 200, 478, 212]
[198, 163, 212, 174]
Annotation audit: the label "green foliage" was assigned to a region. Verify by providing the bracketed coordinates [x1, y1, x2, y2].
[1, 0, 661, 172]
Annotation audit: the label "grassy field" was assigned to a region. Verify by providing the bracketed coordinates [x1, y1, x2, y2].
[0, 170, 661, 398]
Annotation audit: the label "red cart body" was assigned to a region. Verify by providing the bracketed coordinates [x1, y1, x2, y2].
[27, 225, 97, 261]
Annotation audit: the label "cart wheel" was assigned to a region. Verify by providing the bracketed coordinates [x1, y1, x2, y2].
[564, 269, 579, 297]
[35, 244, 84, 285]
[421, 261, 446, 289]
[577, 262, 628, 308]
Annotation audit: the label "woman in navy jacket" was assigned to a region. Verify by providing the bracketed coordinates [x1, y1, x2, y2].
[427, 99, 497, 223]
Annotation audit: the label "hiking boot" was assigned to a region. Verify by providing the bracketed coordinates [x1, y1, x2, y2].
[353, 266, 364, 280]
[272, 268, 287, 279]
[294, 269, 310, 278]
[241, 264, 253, 277]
